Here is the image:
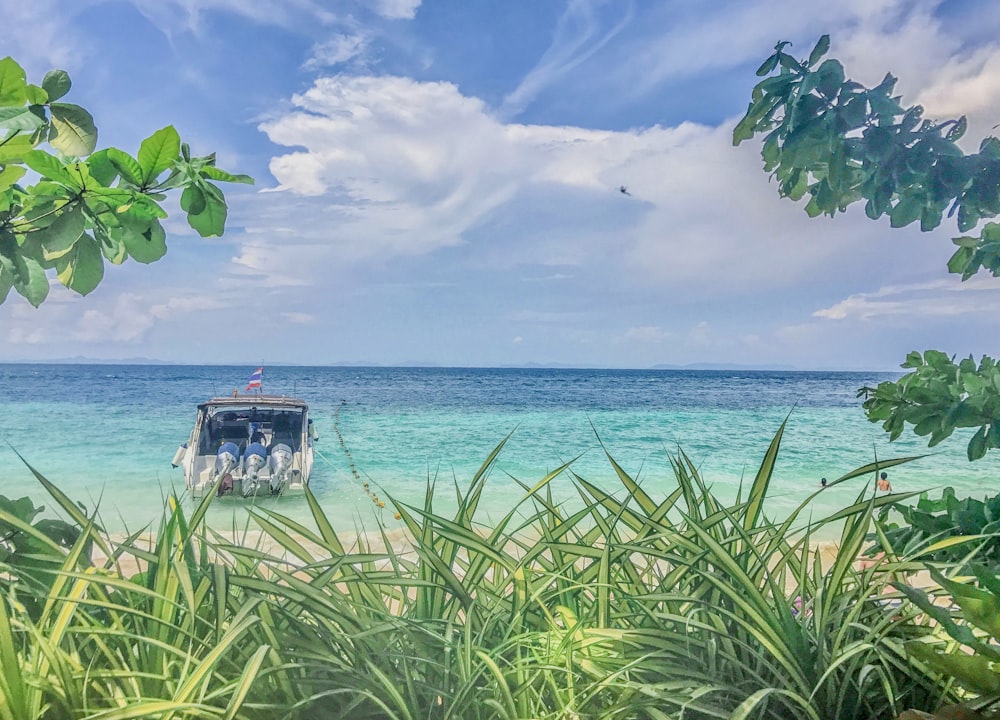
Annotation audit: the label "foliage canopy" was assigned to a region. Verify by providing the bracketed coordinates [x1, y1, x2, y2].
[0, 56, 251, 307]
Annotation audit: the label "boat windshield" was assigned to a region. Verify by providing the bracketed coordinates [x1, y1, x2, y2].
[198, 406, 306, 455]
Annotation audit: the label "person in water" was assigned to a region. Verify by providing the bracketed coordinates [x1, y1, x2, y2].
[876, 471, 892, 492]
[820, 477, 827, 488]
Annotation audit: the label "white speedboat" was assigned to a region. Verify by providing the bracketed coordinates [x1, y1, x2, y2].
[172, 395, 318, 497]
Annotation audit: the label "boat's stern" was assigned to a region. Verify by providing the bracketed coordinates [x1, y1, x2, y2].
[177, 396, 314, 498]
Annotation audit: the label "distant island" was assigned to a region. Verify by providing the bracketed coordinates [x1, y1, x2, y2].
[0, 358, 901, 372]
[651, 362, 799, 371]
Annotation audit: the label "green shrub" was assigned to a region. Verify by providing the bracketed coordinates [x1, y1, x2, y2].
[0, 493, 83, 620]
[868, 487, 1000, 571]
[896, 565, 1000, 719]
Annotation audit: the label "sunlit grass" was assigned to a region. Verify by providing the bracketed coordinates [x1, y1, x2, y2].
[0, 422, 959, 719]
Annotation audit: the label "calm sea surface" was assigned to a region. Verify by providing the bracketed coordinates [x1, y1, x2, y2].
[1, 365, 996, 537]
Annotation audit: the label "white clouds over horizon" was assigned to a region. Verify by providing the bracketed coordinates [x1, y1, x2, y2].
[813, 276, 1000, 321]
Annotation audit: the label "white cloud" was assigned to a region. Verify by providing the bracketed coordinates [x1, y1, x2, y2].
[0, 286, 231, 349]
[624, 325, 671, 343]
[127, 0, 338, 35]
[230, 239, 315, 287]
[255, 76, 528, 273]
[813, 277, 1000, 321]
[915, 46, 1000, 143]
[246, 57, 958, 307]
[522, 273, 574, 282]
[501, 0, 635, 118]
[72, 292, 229, 343]
[0, 0, 96, 74]
[514, 310, 587, 324]
[75, 295, 155, 343]
[8, 326, 49, 345]
[305, 33, 369, 69]
[375, 0, 420, 20]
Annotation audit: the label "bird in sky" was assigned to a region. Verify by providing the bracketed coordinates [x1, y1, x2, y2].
[619, 185, 631, 196]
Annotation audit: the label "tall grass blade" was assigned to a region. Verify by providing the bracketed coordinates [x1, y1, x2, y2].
[743, 419, 785, 532]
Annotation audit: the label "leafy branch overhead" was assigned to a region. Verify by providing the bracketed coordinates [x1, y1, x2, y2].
[734, 35, 1000, 280]
[0, 56, 252, 307]
[859, 351, 1000, 461]
[736, 37, 1000, 461]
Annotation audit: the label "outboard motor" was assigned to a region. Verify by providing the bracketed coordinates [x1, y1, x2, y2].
[171, 442, 188, 468]
[268, 443, 293, 495]
[241, 442, 268, 497]
[215, 442, 240, 488]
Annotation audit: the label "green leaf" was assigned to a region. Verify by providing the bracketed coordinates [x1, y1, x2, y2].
[924, 349, 951, 367]
[86, 149, 118, 187]
[56, 234, 103, 295]
[199, 165, 254, 185]
[137, 126, 180, 185]
[947, 116, 968, 141]
[22, 150, 75, 185]
[64, 160, 92, 191]
[804, 194, 823, 218]
[807, 35, 830, 67]
[890, 196, 923, 228]
[0, 57, 27, 106]
[41, 70, 71, 102]
[24, 84, 47, 105]
[948, 246, 974, 276]
[122, 219, 167, 263]
[180, 184, 206, 215]
[127, 193, 168, 219]
[0, 265, 12, 304]
[11, 253, 48, 307]
[0, 106, 45, 131]
[106, 148, 144, 186]
[907, 641, 1000, 695]
[733, 112, 756, 146]
[96, 226, 127, 265]
[49, 102, 97, 156]
[814, 58, 845, 98]
[0, 164, 25, 191]
[38, 203, 86, 261]
[755, 54, 779, 77]
[85, 186, 138, 213]
[186, 182, 227, 237]
[969, 425, 988, 461]
[0, 133, 36, 163]
[920, 204, 942, 232]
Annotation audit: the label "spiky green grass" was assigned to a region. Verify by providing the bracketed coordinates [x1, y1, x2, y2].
[0, 423, 957, 719]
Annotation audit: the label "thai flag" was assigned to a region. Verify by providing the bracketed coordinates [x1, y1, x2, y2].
[246, 367, 263, 392]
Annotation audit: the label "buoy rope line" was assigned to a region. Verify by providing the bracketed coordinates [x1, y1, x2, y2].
[332, 401, 401, 520]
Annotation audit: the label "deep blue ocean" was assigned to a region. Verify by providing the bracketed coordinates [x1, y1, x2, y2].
[1, 364, 996, 537]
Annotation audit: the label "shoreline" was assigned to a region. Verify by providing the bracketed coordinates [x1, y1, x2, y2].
[90, 527, 936, 594]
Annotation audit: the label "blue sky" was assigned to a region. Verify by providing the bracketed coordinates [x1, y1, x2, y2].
[2, 0, 1000, 369]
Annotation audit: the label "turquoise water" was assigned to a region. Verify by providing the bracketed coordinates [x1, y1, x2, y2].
[1, 364, 996, 537]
